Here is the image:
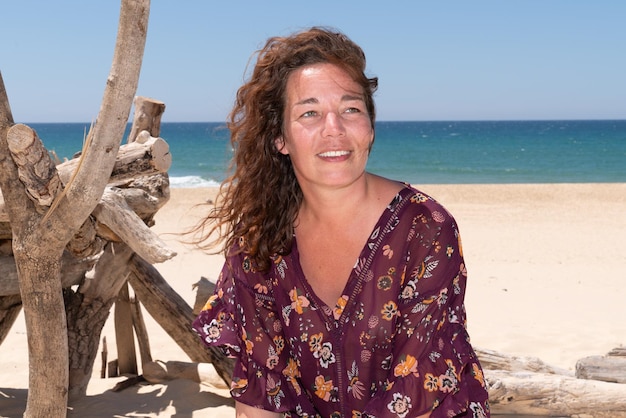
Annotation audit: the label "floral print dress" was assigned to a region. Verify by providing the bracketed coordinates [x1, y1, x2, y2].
[193, 185, 490, 417]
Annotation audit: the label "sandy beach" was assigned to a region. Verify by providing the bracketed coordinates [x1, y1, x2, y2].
[1, 183, 625, 417]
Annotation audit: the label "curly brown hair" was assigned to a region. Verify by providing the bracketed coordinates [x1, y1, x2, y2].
[192, 27, 379, 271]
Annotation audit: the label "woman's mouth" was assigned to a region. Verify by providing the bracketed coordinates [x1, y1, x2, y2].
[318, 150, 350, 158]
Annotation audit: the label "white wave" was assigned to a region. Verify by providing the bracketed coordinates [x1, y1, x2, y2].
[169, 175, 221, 188]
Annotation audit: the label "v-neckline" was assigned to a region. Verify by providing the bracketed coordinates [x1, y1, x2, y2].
[289, 185, 413, 324]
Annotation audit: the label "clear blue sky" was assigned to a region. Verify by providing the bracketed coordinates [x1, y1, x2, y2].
[2, 1, 624, 122]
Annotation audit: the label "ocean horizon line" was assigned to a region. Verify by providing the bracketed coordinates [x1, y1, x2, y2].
[24, 120, 626, 187]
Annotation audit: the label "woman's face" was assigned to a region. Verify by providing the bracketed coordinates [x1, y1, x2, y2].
[277, 63, 374, 193]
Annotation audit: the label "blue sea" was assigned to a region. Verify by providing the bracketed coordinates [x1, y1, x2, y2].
[26, 120, 626, 187]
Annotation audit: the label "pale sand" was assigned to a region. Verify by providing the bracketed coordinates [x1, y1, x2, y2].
[1, 183, 625, 417]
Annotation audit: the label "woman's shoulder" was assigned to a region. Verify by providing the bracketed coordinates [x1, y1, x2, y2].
[370, 175, 446, 210]
[394, 183, 459, 226]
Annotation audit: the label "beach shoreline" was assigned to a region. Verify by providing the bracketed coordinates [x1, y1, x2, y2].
[1, 183, 625, 417]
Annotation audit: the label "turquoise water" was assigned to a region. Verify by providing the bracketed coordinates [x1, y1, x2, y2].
[27, 120, 626, 187]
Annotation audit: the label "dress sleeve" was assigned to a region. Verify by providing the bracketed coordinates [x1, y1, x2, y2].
[363, 206, 489, 418]
[192, 253, 304, 413]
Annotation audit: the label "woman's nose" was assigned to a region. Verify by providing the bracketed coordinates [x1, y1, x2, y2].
[322, 112, 345, 137]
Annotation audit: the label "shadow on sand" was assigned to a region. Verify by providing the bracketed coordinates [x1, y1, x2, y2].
[0, 379, 234, 418]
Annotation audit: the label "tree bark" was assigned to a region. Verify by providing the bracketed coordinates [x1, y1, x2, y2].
[13, 249, 69, 417]
[6, 124, 62, 207]
[65, 242, 135, 399]
[0, 252, 96, 296]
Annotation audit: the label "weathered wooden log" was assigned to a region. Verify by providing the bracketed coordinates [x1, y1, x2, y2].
[64, 214, 104, 260]
[130, 295, 153, 365]
[65, 242, 136, 399]
[1, 2, 150, 414]
[127, 255, 234, 386]
[111, 180, 168, 220]
[487, 369, 626, 417]
[0, 251, 97, 296]
[115, 282, 138, 376]
[0, 134, 171, 223]
[58, 131, 171, 189]
[0, 224, 11, 240]
[1, 174, 170, 291]
[101, 336, 108, 379]
[6, 124, 62, 208]
[475, 347, 573, 375]
[576, 354, 626, 383]
[127, 96, 166, 142]
[609, 346, 626, 357]
[142, 360, 228, 389]
[0, 180, 170, 297]
[93, 186, 176, 263]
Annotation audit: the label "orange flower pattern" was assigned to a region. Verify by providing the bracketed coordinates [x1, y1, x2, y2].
[193, 186, 489, 417]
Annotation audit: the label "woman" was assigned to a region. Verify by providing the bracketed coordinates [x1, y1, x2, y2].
[193, 27, 489, 417]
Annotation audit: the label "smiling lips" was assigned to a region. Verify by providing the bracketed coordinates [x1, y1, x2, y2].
[318, 150, 351, 158]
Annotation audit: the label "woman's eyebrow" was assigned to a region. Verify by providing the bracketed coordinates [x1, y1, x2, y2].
[342, 94, 365, 102]
[294, 97, 318, 106]
[294, 94, 364, 107]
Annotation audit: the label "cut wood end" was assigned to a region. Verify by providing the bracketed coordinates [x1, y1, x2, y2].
[151, 138, 172, 172]
[148, 248, 177, 264]
[6, 123, 36, 153]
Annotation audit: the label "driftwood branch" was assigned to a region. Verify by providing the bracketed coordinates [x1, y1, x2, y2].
[53, 0, 149, 235]
[6, 124, 62, 208]
[66, 242, 136, 399]
[0, 252, 96, 296]
[1, 178, 171, 297]
[130, 295, 153, 365]
[128, 96, 166, 142]
[476, 347, 626, 417]
[93, 187, 175, 263]
[487, 369, 626, 417]
[475, 347, 573, 376]
[576, 352, 626, 383]
[127, 255, 234, 386]
[56, 132, 171, 188]
[0, 2, 151, 415]
[0, 132, 172, 225]
[115, 282, 138, 376]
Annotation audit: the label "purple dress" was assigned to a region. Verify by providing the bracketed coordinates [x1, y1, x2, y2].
[193, 185, 490, 417]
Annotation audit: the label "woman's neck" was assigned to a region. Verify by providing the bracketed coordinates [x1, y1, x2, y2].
[297, 172, 374, 227]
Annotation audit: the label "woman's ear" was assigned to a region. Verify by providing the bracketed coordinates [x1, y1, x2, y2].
[275, 136, 288, 155]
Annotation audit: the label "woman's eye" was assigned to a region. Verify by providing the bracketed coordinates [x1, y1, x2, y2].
[345, 107, 362, 114]
[301, 110, 317, 118]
